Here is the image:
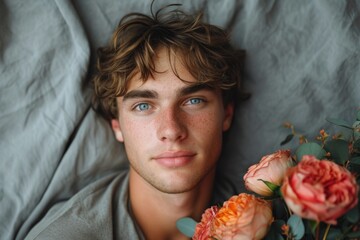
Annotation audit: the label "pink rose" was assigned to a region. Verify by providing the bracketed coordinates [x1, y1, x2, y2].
[281, 155, 359, 224]
[193, 206, 219, 240]
[211, 193, 273, 240]
[244, 150, 294, 196]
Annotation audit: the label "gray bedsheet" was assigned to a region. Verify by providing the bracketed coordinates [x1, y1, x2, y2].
[0, 0, 359, 239]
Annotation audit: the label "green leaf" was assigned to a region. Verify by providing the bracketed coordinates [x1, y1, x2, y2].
[324, 139, 349, 165]
[353, 139, 360, 151]
[263, 220, 285, 240]
[281, 134, 294, 146]
[176, 217, 197, 238]
[348, 156, 360, 172]
[345, 204, 359, 223]
[357, 110, 360, 121]
[287, 215, 305, 240]
[326, 228, 342, 239]
[350, 156, 360, 164]
[273, 219, 286, 230]
[347, 230, 360, 238]
[353, 121, 360, 141]
[258, 179, 280, 193]
[306, 220, 318, 235]
[295, 142, 326, 161]
[326, 117, 353, 129]
[263, 232, 283, 240]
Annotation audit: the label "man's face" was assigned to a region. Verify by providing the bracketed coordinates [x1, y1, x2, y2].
[111, 48, 234, 194]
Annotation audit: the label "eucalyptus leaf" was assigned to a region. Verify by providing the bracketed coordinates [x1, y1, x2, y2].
[287, 215, 305, 240]
[280, 134, 294, 146]
[326, 117, 353, 129]
[295, 142, 326, 161]
[176, 217, 197, 238]
[324, 139, 349, 165]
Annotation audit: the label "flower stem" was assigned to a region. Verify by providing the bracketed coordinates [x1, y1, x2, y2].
[322, 224, 331, 240]
[282, 199, 292, 218]
[316, 223, 320, 240]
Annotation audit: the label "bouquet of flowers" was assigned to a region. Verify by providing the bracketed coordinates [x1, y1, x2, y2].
[177, 110, 360, 239]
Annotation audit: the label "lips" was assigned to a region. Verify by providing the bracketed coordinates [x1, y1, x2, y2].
[153, 151, 196, 168]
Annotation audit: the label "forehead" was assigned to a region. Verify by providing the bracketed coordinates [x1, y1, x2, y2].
[126, 47, 197, 92]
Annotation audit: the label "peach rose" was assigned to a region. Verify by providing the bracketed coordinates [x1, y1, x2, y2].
[281, 155, 359, 224]
[244, 150, 294, 196]
[193, 206, 219, 240]
[211, 193, 273, 240]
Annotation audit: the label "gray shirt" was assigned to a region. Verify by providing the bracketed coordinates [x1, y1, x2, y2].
[24, 170, 235, 240]
[25, 171, 144, 240]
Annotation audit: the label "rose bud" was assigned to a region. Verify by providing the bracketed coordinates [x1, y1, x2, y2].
[243, 150, 294, 196]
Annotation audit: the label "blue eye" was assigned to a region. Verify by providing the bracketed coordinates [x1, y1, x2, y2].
[188, 98, 203, 105]
[135, 103, 150, 111]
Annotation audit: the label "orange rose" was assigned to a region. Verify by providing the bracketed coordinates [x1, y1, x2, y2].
[193, 206, 219, 240]
[244, 150, 294, 196]
[211, 193, 273, 240]
[281, 155, 359, 224]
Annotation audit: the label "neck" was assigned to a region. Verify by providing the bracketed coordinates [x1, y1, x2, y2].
[129, 168, 215, 240]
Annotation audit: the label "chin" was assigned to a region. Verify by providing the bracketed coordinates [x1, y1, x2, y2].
[155, 185, 197, 194]
[152, 174, 207, 194]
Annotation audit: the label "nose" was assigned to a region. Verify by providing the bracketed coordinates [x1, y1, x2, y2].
[156, 106, 187, 142]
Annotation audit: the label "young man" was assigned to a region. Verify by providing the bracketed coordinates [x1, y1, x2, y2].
[25, 5, 243, 240]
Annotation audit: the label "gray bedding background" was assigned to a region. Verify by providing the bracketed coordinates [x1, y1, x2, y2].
[0, 0, 359, 239]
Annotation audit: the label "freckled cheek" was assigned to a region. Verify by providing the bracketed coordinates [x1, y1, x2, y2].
[191, 111, 224, 161]
[121, 119, 154, 143]
[188, 111, 224, 135]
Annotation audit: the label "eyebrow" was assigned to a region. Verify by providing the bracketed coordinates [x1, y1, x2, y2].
[122, 83, 214, 101]
[179, 83, 214, 96]
[123, 90, 158, 101]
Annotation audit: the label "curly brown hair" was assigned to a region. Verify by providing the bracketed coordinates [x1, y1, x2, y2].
[92, 4, 244, 121]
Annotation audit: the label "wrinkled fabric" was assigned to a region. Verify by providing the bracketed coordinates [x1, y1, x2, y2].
[0, 0, 359, 239]
[24, 171, 145, 240]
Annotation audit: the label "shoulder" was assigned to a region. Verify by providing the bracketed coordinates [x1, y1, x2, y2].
[25, 171, 142, 240]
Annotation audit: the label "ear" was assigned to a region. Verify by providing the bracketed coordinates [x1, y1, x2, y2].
[222, 103, 234, 131]
[111, 119, 124, 142]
